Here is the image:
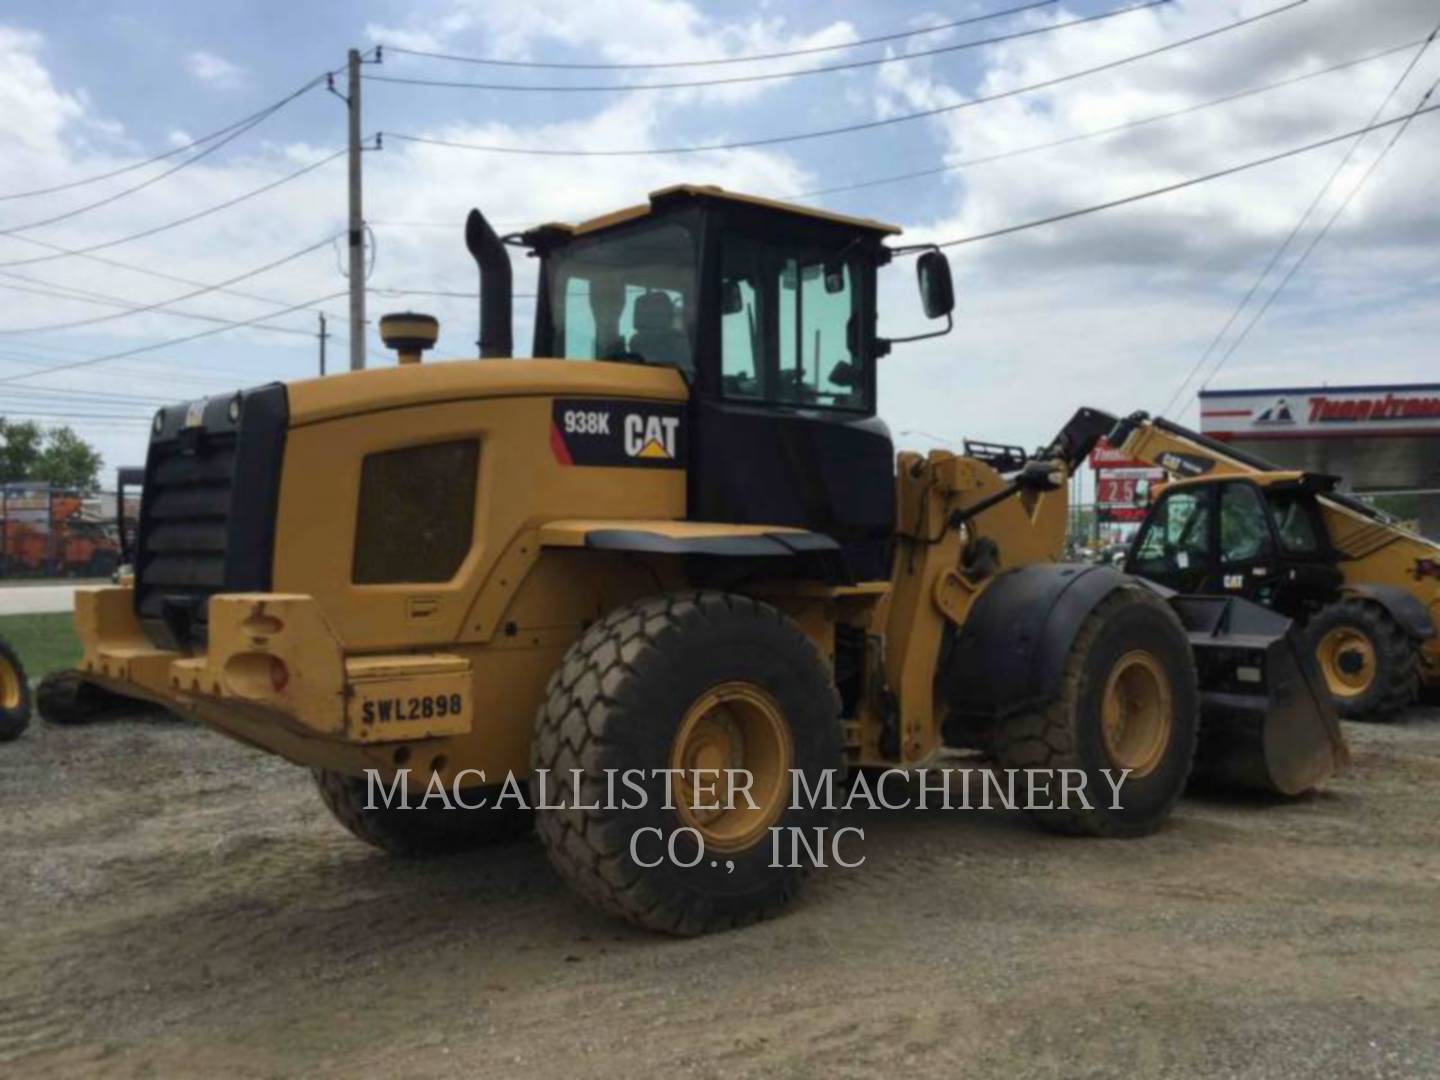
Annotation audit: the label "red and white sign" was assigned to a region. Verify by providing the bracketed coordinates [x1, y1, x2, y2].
[1088, 437, 1149, 470]
[1096, 466, 1164, 523]
[1200, 384, 1440, 439]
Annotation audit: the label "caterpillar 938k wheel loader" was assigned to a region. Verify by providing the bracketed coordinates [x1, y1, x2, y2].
[70, 186, 1343, 934]
[1104, 411, 1439, 722]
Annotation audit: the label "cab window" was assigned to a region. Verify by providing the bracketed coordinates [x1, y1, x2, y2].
[549, 222, 696, 376]
[720, 235, 868, 411]
[1132, 489, 1210, 575]
[1219, 483, 1275, 565]
[1266, 491, 1324, 556]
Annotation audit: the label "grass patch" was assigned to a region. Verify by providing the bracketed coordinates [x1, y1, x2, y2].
[0, 612, 80, 681]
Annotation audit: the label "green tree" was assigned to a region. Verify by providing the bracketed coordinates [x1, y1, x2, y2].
[0, 419, 104, 491]
[0, 418, 44, 483]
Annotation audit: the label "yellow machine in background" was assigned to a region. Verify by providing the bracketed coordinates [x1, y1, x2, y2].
[70, 187, 1342, 933]
[0, 636, 31, 742]
[1111, 412, 1439, 721]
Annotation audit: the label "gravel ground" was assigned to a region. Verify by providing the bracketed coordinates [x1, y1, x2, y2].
[1, 706, 1437, 1079]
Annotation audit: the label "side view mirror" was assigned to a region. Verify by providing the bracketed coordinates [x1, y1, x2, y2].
[917, 250, 954, 320]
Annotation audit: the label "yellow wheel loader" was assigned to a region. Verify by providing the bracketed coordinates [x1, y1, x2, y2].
[1107, 411, 1440, 722]
[71, 186, 1343, 933]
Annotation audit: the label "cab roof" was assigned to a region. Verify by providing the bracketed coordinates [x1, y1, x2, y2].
[535, 184, 903, 239]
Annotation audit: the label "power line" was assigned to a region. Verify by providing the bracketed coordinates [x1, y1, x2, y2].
[926, 102, 1440, 249]
[365, 37, 1421, 234]
[787, 38, 1427, 203]
[0, 289, 350, 386]
[0, 274, 313, 339]
[369, 287, 538, 299]
[382, 2, 1306, 156]
[0, 234, 341, 335]
[0, 231, 349, 326]
[366, 2, 1166, 93]
[381, 0, 1060, 71]
[1160, 22, 1440, 415]
[0, 79, 322, 235]
[1197, 77, 1440, 394]
[0, 72, 330, 203]
[0, 149, 347, 270]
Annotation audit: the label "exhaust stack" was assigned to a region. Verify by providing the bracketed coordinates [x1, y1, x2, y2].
[464, 208, 513, 359]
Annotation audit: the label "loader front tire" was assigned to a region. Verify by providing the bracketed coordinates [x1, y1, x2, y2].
[532, 592, 843, 935]
[0, 639, 31, 742]
[312, 770, 534, 857]
[1305, 599, 1417, 722]
[991, 583, 1198, 838]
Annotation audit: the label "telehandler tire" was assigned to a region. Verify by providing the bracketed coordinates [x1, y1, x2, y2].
[0, 639, 31, 743]
[1305, 599, 1417, 723]
[991, 583, 1198, 838]
[312, 770, 534, 857]
[532, 591, 843, 935]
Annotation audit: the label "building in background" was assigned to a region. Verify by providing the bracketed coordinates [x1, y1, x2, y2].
[1199, 383, 1440, 539]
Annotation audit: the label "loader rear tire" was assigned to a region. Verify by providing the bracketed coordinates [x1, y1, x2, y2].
[991, 583, 1198, 838]
[1305, 599, 1417, 723]
[312, 769, 534, 857]
[0, 639, 31, 743]
[532, 591, 843, 935]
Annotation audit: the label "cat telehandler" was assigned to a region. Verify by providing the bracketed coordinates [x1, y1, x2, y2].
[69, 186, 1343, 933]
[1105, 411, 1439, 721]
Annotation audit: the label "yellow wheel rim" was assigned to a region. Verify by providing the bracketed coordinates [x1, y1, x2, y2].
[669, 682, 791, 853]
[1100, 650, 1173, 778]
[0, 656, 21, 711]
[1317, 627, 1376, 698]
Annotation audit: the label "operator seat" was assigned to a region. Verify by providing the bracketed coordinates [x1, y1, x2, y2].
[628, 291, 691, 372]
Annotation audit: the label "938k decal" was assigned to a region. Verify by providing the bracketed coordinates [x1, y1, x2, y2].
[550, 398, 686, 469]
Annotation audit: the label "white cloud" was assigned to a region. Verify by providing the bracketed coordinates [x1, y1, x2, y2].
[185, 50, 244, 89]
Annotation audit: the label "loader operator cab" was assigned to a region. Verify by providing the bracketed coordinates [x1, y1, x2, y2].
[509, 185, 956, 582]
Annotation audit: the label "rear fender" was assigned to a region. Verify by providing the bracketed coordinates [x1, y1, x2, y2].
[945, 563, 1131, 721]
[1340, 583, 1435, 641]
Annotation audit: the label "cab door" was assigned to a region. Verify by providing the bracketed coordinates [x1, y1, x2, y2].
[1212, 480, 1284, 603]
[1126, 485, 1214, 593]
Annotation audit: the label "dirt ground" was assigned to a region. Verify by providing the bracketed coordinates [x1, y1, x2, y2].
[2, 707, 1438, 1080]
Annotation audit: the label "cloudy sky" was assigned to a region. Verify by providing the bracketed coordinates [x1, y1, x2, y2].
[0, 0, 1437, 479]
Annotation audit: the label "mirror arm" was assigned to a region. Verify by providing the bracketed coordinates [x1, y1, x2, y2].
[878, 311, 954, 353]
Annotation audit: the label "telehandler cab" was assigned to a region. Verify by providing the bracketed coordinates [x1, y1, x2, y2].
[72, 186, 1342, 933]
[1106, 411, 1440, 722]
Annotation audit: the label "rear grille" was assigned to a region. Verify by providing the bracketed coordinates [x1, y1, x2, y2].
[134, 385, 288, 651]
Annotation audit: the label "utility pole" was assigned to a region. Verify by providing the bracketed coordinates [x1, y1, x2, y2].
[318, 312, 329, 376]
[346, 48, 366, 371]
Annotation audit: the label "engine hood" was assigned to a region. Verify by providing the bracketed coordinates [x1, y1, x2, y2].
[285, 358, 689, 428]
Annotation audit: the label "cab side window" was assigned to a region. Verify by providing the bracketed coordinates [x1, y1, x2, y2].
[1219, 483, 1274, 565]
[720, 235, 868, 411]
[1132, 489, 1209, 572]
[353, 440, 479, 584]
[1266, 491, 1324, 557]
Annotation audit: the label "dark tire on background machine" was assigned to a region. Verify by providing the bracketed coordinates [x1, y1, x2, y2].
[1305, 598, 1417, 723]
[312, 769, 534, 857]
[532, 591, 843, 935]
[0, 639, 32, 742]
[991, 583, 1198, 838]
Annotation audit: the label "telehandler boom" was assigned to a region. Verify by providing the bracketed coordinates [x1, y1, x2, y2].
[1106, 411, 1439, 721]
[71, 186, 1342, 933]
